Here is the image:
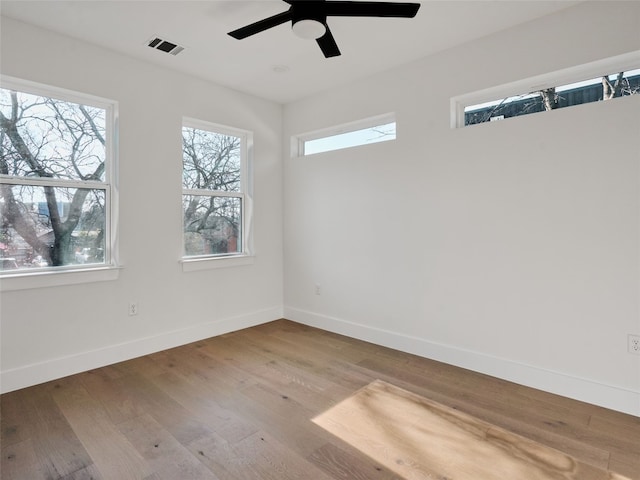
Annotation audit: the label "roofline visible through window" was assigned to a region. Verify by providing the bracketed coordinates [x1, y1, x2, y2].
[450, 50, 640, 129]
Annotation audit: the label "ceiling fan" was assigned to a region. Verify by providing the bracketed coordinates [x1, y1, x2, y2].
[228, 0, 421, 58]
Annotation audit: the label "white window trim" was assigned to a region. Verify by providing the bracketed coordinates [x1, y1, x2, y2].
[0, 76, 120, 291]
[451, 50, 640, 128]
[180, 254, 254, 272]
[180, 117, 253, 270]
[0, 266, 121, 291]
[293, 112, 396, 157]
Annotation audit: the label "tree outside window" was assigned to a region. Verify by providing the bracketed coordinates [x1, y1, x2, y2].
[182, 120, 249, 258]
[464, 69, 640, 126]
[0, 84, 114, 272]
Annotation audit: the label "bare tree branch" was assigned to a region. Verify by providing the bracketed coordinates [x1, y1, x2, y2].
[540, 88, 558, 111]
[1, 89, 107, 266]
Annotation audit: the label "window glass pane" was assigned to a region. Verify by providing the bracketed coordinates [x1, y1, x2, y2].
[0, 88, 106, 181]
[464, 69, 640, 126]
[0, 185, 106, 270]
[183, 195, 241, 256]
[303, 121, 396, 156]
[182, 127, 241, 192]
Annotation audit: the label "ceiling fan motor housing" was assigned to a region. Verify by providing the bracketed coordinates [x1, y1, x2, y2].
[228, 1, 421, 58]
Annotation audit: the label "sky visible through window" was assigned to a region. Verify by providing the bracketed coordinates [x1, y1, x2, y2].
[303, 121, 396, 155]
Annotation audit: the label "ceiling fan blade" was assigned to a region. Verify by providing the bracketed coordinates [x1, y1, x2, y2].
[324, 1, 420, 18]
[316, 27, 341, 58]
[228, 11, 292, 39]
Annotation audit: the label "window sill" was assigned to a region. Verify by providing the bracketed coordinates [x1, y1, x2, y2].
[181, 254, 255, 272]
[0, 265, 121, 292]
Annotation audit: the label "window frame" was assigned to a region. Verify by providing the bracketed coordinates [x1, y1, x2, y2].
[180, 117, 253, 269]
[293, 113, 397, 157]
[0, 76, 119, 290]
[451, 51, 640, 128]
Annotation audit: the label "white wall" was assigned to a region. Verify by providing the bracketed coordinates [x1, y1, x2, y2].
[0, 17, 284, 392]
[283, 1, 640, 416]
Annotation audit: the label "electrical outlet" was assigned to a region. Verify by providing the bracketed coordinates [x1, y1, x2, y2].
[128, 302, 138, 316]
[315, 284, 321, 295]
[629, 334, 640, 355]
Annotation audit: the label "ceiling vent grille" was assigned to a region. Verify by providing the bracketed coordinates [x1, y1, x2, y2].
[147, 37, 184, 56]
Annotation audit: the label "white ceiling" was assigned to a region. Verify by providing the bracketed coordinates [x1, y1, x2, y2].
[1, 0, 581, 104]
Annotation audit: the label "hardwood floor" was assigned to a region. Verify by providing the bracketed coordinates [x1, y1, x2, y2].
[2, 319, 639, 479]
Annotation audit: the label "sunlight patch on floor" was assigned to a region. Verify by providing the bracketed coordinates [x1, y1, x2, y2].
[312, 380, 629, 480]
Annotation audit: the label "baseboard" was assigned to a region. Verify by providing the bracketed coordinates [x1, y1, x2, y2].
[0, 306, 283, 394]
[284, 306, 640, 417]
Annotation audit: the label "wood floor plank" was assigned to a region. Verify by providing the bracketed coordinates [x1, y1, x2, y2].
[609, 451, 640, 480]
[229, 430, 336, 480]
[1, 439, 43, 480]
[58, 463, 105, 480]
[2, 319, 638, 480]
[187, 434, 251, 480]
[1, 384, 95, 479]
[51, 384, 153, 479]
[202, 341, 349, 416]
[588, 413, 640, 451]
[146, 370, 259, 444]
[150, 344, 257, 396]
[0, 390, 29, 447]
[117, 413, 220, 480]
[308, 442, 402, 480]
[114, 372, 219, 446]
[228, 382, 330, 457]
[361, 352, 606, 454]
[79, 369, 151, 425]
[314, 380, 628, 480]
[237, 328, 367, 395]
[354, 354, 615, 469]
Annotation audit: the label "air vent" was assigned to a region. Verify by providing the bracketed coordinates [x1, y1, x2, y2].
[147, 37, 185, 56]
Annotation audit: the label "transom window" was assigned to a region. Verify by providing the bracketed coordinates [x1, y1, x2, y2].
[295, 113, 396, 156]
[451, 53, 640, 128]
[182, 119, 251, 259]
[463, 69, 639, 126]
[0, 79, 116, 273]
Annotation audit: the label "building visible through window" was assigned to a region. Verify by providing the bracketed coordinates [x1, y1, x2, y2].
[0, 83, 114, 272]
[464, 69, 640, 126]
[182, 119, 250, 259]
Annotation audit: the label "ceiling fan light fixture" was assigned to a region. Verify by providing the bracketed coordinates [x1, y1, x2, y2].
[292, 19, 326, 39]
[228, 1, 421, 58]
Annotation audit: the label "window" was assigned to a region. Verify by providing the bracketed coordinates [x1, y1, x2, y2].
[451, 52, 640, 128]
[296, 113, 396, 156]
[463, 70, 639, 126]
[0, 78, 116, 274]
[182, 119, 251, 260]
